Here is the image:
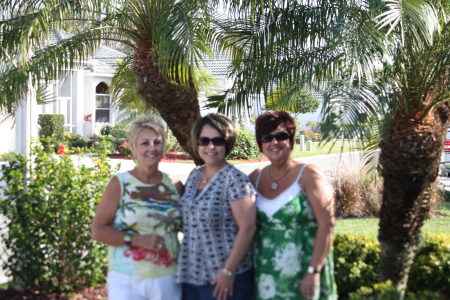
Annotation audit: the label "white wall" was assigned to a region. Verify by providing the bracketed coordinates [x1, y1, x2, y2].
[0, 117, 16, 155]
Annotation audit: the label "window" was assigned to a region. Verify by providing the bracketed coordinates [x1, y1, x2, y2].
[95, 82, 110, 123]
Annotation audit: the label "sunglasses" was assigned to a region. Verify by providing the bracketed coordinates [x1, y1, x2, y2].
[198, 137, 226, 147]
[260, 132, 291, 143]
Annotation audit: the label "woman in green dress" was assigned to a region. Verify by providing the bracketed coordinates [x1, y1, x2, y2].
[249, 111, 337, 300]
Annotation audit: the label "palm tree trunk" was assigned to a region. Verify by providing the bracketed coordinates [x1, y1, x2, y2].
[378, 104, 450, 297]
[133, 45, 203, 165]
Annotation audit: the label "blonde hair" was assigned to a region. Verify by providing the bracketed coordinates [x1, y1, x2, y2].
[191, 113, 236, 157]
[126, 115, 166, 147]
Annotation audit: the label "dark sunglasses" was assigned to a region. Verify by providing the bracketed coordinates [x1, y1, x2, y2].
[198, 137, 226, 147]
[260, 132, 291, 143]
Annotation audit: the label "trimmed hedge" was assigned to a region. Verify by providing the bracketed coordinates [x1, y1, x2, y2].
[38, 114, 65, 143]
[334, 233, 450, 299]
[228, 130, 260, 160]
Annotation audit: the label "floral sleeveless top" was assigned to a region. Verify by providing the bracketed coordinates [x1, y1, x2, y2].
[108, 171, 182, 279]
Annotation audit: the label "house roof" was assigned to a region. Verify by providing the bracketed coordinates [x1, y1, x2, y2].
[202, 53, 232, 76]
[48, 30, 233, 75]
[93, 46, 128, 66]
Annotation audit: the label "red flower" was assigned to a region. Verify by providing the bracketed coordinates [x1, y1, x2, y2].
[83, 114, 92, 122]
[56, 144, 68, 155]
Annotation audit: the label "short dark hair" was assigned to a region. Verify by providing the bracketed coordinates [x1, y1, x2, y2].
[254, 111, 296, 151]
[191, 113, 237, 157]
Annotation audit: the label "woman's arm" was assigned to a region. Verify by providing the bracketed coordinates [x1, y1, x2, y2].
[174, 177, 185, 196]
[92, 176, 125, 246]
[91, 176, 166, 251]
[211, 196, 257, 299]
[248, 168, 262, 186]
[299, 164, 336, 299]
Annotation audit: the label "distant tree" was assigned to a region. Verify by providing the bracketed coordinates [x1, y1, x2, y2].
[265, 88, 320, 117]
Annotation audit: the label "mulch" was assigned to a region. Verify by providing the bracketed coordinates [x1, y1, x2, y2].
[0, 286, 108, 300]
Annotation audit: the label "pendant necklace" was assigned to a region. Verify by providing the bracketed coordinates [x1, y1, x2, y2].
[202, 172, 209, 184]
[269, 162, 291, 191]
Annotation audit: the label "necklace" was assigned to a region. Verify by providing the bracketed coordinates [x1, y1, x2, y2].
[268, 163, 291, 191]
[202, 164, 228, 184]
[202, 171, 209, 184]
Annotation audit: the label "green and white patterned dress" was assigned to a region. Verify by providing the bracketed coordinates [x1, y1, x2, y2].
[253, 166, 337, 300]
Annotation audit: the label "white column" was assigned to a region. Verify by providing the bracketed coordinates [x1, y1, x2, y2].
[15, 78, 37, 156]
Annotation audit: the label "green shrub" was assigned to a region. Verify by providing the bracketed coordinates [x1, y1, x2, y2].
[228, 130, 260, 160]
[100, 125, 112, 136]
[38, 114, 65, 143]
[297, 129, 323, 142]
[349, 280, 442, 300]
[334, 234, 380, 299]
[0, 151, 16, 162]
[0, 141, 117, 293]
[110, 124, 129, 139]
[118, 141, 132, 157]
[165, 131, 184, 153]
[63, 132, 84, 142]
[408, 234, 450, 296]
[88, 135, 115, 154]
[334, 233, 450, 299]
[69, 139, 88, 148]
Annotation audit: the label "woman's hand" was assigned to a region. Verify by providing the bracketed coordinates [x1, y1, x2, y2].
[132, 233, 166, 252]
[299, 273, 320, 299]
[211, 270, 235, 300]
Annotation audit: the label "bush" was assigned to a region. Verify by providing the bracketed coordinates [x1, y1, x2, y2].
[334, 233, 450, 299]
[165, 131, 184, 153]
[118, 141, 132, 157]
[63, 132, 84, 142]
[69, 139, 88, 149]
[110, 124, 129, 139]
[38, 114, 65, 143]
[334, 234, 380, 299]
[228, 130, 260, 160]
[349, 280, 442, 300]
[100, 125, 112, 136]
[0, 141, 117, 293]
[329, 160, 383, 218]
[297, 129, 323, 142]
[0, 151, 16, 162]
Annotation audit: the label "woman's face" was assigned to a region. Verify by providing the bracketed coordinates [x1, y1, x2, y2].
[197, 124, 227, 166]
[131, 128, 164, 167]
[260, 124, 292, 161]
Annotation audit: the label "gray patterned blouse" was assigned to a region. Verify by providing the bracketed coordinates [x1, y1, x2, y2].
[176, 164, 256, 285]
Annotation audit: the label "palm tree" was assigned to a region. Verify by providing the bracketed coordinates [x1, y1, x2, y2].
[212, 0, 450, 296]
[0, 0, 225, 164]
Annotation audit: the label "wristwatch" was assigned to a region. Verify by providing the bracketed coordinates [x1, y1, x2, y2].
[307, 266, 320, 274]
[222, 268, 235, 277]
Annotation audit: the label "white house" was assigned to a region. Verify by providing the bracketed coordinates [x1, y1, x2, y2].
[0, 33, 322, 156]
[0, 30, 128, 155]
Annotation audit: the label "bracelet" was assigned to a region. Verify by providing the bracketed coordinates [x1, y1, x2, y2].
[222, 268, 235, 277]
[123, 232, 133, 248]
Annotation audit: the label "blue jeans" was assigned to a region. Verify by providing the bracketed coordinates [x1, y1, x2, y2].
[182, 269, 253, 300]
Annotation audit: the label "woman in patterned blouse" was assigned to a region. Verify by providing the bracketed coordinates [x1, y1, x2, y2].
[92, 115, 184, 300]
[176, 113, 257, 300]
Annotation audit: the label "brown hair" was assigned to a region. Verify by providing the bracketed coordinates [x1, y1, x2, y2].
[254, 111, 296, 151]
[191, 113, 236, 157]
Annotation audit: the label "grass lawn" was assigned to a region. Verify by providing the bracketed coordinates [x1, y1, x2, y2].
[291, 141, 362, 159]
[335, 201, 450, 237]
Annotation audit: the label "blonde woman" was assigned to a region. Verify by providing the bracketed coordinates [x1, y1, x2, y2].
[92, 115, 183, 300]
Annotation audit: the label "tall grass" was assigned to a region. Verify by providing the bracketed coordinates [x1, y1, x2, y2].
[328, 160, 382, 218]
